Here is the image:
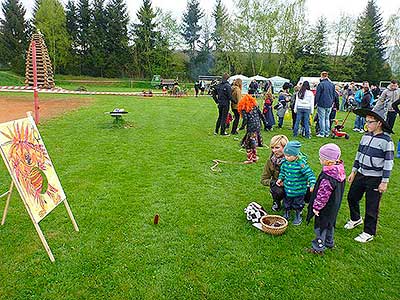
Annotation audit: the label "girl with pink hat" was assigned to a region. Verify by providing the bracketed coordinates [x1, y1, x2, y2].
[306, 143, 346, 255]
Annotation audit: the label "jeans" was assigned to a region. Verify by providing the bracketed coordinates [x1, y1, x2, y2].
[283, 195, 305, 210]
[231, 109, 240, 133]
[312, 227, 334, 252]
[278, 116, 284, 128]
[293, 108, 311, 138]
[215, 105, 229, 134]
[387, 111, 397, 131]
[317, 106, 332, 136]
[354, 115, 365, 130]
[340, 96, 346, 111]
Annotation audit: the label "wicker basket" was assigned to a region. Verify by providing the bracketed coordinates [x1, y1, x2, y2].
[260, 215, 288, 235]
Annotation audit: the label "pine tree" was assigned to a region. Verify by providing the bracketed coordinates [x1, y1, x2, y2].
[89, 0, 107, 77]
[65, 0, 79, 74]
[191, 16, 214, 79]
[133, 0, 157, 78]
[76, 0, 91, 74]
[104, 0, 130, 77]
[32, 0, 42, 17]
[0, 0, 29, 74]
[350, 0, 391, 83]
[212, 0, 229, 74]
[212, 0, 228, 50]
[302, 17, 330, 76]
[65, 0, 78, 46]
[181, 0, 204, 53]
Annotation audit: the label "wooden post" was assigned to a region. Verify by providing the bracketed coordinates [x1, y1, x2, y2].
[63, 200, 79, 232]
[32, 40, 40, 124]
[1, 181, 14, 225]
[32, 221, 55, 262]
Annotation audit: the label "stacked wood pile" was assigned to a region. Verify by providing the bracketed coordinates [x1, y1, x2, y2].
[25, 32, 55, 88]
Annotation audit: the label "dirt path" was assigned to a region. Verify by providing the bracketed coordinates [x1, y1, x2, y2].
[0, 94, 93, 123]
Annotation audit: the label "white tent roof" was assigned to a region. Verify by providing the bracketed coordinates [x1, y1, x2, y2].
[228, 74, 250, 84]
[297, 77, 320, 85]
[249, 75, 268, 81]
[267, 76, 290, 82]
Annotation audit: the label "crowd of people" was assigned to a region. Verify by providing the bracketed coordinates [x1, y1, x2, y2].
[211, 72, 397, 255]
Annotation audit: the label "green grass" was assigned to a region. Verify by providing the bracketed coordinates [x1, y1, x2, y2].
[0, 94, 399, 299]
[0, 71, 24, 86]
[55, 74, 194, 93]
[0, 71, 195, 93]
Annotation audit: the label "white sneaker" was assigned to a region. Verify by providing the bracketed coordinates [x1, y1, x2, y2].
[316, 134, 324, 138]
[344, 218, 363, 230]
[352, 128, 359, 132]
[354, 232, 374, 243]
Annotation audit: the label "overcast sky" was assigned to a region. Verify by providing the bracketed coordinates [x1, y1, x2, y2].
[17, 0, 399, 25]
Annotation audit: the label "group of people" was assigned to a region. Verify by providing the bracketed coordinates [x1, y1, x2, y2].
[260, 102, 394, 254]
[211, 72, 397, 255]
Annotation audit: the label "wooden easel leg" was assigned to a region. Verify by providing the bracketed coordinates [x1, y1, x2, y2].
[64, 200, 79, 232]
[33, 222, 55, 262]
[1, 181, 14, 225]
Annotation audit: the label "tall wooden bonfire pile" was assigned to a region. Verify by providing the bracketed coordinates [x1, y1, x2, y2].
[25, 32, 55, 89]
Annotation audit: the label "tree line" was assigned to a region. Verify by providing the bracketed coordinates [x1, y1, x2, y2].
[0, 0, 399, 84]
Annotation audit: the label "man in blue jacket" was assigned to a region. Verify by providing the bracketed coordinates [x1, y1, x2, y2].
[214, 73, 233, 136]
[315, 71, 336, 137]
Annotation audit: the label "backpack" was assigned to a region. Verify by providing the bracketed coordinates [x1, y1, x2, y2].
[210, 83, 219, 104]
[354, 90, 363, 104]
[244, 202, 267, 223]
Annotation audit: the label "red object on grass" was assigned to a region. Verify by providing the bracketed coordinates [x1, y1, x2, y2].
[154, 214, 159, 224]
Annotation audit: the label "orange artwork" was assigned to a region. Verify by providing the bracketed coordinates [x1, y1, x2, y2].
[0, 115, 65, 223]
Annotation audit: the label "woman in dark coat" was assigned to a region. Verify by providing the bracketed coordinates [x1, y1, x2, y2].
[263, 88, 275, 130]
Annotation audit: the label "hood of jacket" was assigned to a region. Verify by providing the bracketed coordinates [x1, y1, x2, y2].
[322, 160, 346, 182]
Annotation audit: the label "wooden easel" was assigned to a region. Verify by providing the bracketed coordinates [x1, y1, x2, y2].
[0, 181, 13, 225]
[0, 179, 79, 262]
[0, 112, 79, 262]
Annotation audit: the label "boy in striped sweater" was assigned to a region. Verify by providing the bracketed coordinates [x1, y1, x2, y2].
[276, 141, 316, 225]
[344, 107, 394, 243]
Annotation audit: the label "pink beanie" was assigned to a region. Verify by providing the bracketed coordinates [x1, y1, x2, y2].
[319, 143, 341, 161]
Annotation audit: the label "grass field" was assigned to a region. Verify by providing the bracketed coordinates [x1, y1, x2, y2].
[0, 71, 197, 94]
[0, 94, 399, 299]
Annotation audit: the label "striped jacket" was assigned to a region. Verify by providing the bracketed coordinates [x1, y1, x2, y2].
[278, 156, 316, 197]
[352, 132, 394, 182]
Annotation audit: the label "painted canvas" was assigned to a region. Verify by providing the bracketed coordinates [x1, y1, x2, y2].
[0, 115, 65, 223]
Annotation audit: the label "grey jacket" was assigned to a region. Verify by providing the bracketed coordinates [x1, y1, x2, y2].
[374, 87, 400, 113]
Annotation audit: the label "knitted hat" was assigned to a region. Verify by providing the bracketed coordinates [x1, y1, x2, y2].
[319, 143, 341, 161]
[284, 141, 301, 156]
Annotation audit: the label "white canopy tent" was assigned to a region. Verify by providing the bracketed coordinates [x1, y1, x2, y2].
[249, 75, 268, 81]
[297, 77, 321, 90]
[228, 74, 250, 84]
[266, 76, 290, 92]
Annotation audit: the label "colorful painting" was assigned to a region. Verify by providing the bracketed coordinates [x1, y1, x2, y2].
[0, 115, 65, 223]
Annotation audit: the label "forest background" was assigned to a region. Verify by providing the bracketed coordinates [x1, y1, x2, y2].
[1, 0, 400, 84]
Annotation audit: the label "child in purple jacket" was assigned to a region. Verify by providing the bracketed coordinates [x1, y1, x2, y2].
[306, 143, 346, 255]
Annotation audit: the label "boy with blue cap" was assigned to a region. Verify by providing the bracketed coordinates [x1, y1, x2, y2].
[276, 141, 316, 225]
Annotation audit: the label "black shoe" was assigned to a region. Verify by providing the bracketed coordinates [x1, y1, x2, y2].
[304, 248, 324, 256]
[231, 131, 239, 135]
